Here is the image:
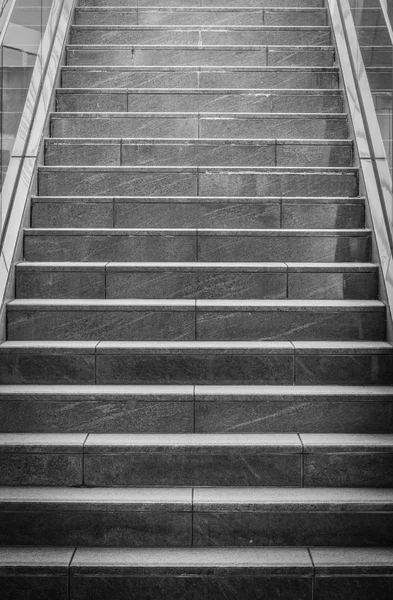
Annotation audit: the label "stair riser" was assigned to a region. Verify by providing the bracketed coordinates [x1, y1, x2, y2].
[45, 141, 353, 168]
[1, 576, 68, 600]
[24, 234, 369, 263]
[196, 399, 393, 434]
[0, 511, 191, 547]
[7, 309, 385, 342]
[78, 0, 326, 6]
[193, 513, 393, 546]
[61, 69, 339, 89]
[66, 47, 335, 67]
[1, 453, 301, 486]
[74, 9, 327, 27]
[2, 451, 392, 487]
[57, 91, 344, 114]
[15, 269, 377, 300]
[38, 171, 359, 198]
[70, 28, 331, 46]
[1, 397, 391, 434]
[1, 510, 392, 546]
[70, 576, 311, 600]
[51, 116, 349, 140]
[1, 352, 391, 385]
[31, 198, 365, 230]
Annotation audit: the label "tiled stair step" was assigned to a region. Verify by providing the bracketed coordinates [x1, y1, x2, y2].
[0, 384, 392, 434]
[0, 341, 391, 385]
[361, 46, 392, 67]
[23, 228, 370, 263]
[358, 27, 392, 47]
[38, 167, 358, 198]
[74, 7, 327, 27]
[365, 66, 392, 91]
[61, 66, 339, 89]
[1, 486, 393, 546]
[50, 112, 349, 140]
[15, 262, 378, 300]
[2, 547, 393, 600]
[1, 433, 393, 487]
[66, 45, 335, 67]
[56, 88, 345, 114]
[30, 196, 365, 229]
[44, 138, 354, 168]
[351, 8, 389, 26]
[69, 25, 332, 46]
[78, 0, 327, 7]
[6, 299, 386, 342]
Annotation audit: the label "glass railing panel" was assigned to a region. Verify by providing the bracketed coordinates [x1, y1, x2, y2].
[348, 0, 393, 181]
[0, 0, 53, 232]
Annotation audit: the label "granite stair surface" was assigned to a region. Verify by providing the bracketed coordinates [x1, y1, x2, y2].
[1, 0, 393, 598]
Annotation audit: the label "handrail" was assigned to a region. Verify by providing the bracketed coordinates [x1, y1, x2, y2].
[0, 0, 76, 335]
[327, 0, 393, 323]
[378, 0, 393, 47]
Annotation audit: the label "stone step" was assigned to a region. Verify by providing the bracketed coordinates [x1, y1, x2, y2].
[56, 88, 345, 114]
[0, 341, 391, 385]
[77, 0, 326, 6]
[24, 228, 370, 263]
[69, 24, 332, 46]
[61, 66, 339, 89]
[2, 546, 393, 600]
[30, 196, 365, 229]
[37, 166, 358, 198]
[1, 433, 393, 487]
[0, 486, 393, 546]
[6, 299, 385, 342]
[44, 138, 354, 168]
[66, 44, 335, 67]
[50, 112, 349, 140]
[73, 7, 327, 27]
[358, 26, 392, 47]
[15, 262, 377, 300]
[0, 384, 392, 434]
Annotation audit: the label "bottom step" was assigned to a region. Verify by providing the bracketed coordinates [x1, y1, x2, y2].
[1, 546, 393, 600]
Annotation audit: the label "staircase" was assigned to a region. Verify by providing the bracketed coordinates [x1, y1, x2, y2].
[1, 0, 393, 597]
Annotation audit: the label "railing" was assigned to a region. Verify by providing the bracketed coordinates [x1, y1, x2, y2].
[0, 0, 75, 332]
[328, 0, 393, 326]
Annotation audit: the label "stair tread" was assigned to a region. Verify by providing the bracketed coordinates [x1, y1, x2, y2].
[3, 432, 392, 451]
[0, 383, 391, 396]
[1, 486, 393, 508]
[16, 261, 377, 271]
[0, 383, 392, 396]
[2, 546, 393, 571]
[57, 87, 343, 94]
[8, 299, 384, 310]
[25, 227, 370, 235]
[1, 340, 391, 353]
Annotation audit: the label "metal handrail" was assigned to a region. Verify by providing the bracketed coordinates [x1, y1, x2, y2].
[378, 0, 393, 47]
[0, 0, 65, 248]
[328, 0, 393, 320]
[0, 0, 76, 330]
[339, 0, 393, 250]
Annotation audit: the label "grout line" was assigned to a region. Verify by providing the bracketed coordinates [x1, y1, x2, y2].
[193, 384, 196, 433]
[191, 487, 194, 547]
[307, 547, 316, 600]
[68, 547, 77, 600]
[81, 434, 89, 487]
[194, 299, 197, 343]
[297, 433, 305, 488]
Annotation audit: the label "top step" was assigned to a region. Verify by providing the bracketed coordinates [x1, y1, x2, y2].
[74, 7, 327, 27]
[78, 0, 325, 6]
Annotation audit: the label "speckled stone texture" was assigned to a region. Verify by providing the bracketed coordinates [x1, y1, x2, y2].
[2, 0, 393, 591]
